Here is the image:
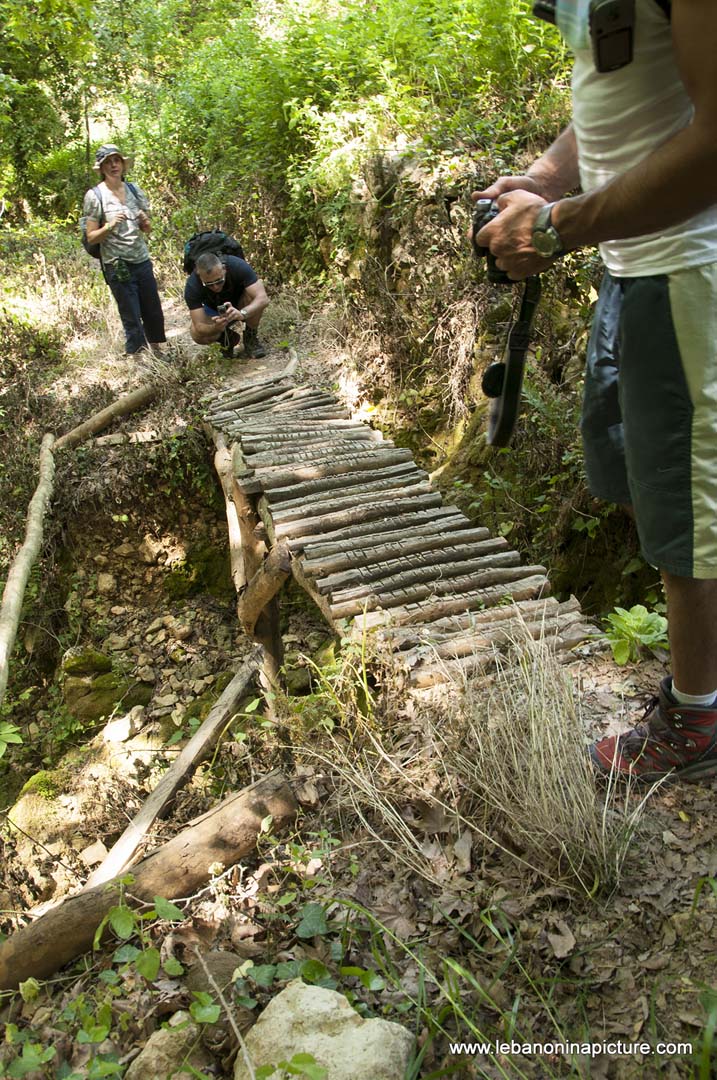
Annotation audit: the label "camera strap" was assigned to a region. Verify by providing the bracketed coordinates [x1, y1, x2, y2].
[481, 275, 542, 447]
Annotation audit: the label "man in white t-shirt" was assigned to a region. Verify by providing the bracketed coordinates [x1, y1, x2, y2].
[473, 0, 717, 782]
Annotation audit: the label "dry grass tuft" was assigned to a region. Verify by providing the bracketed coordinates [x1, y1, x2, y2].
[313, 627, 655, 899]
[439, 632, 654, 897]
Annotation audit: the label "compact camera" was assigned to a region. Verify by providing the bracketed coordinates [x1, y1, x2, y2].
[471, 199, 511, 286]
[217, 302, 231, 315]
[532, 0, 635, 72]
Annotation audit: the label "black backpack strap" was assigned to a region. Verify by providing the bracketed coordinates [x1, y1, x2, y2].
[653, 0, 671, 18]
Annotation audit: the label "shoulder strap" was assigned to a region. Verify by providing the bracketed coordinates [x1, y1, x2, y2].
[653, 0, 671, 18]
[93, 185, 104, 225]
[124, 181, 140, 200]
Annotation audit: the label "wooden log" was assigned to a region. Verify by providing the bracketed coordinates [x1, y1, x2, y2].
[273, 492, 444, 541]
[330, 550, 520, 605]
[242, 430, 381, 453]
[268, 469, 428, 512]
[316, 537, 513, 593]
[271, 481, 432, 526]
[226, 407, 352, 429]
[0, 434, 56, 708]
[54, 384, 158, 452]
[306, 527, 495, 579]
[238, 448, 415, 494]
[205, 381, 294, 416]
[237, 389, 334, 415]
[386, 596, 563, 646]
[241, 441, 381, 470]
[267, 462, 424, 506]
[354, 574, 550, 629]
[229, 419, 364, 434]
[287, 507, 468, 553]
[0, 771, 298, 991]
[237, 543, 292, 636]
[330, 564, 546, 620]
[212, 436, 246, 592]
[85, 646, 264, 889]
[295, 516, 475, 570]
[400, 613, 572, 666]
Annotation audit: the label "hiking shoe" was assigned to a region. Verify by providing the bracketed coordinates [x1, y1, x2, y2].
[590, 677, 717, 783]
[243, 326, 268, 359]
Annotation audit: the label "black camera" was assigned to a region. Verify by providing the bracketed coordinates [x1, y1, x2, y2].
[217, 302, 231, 315]
[472, 199, 511, 286]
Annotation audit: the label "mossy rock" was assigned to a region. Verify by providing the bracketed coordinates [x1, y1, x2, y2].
[61, 648, 113, 676]
[64, 671, 153, 723]
[18, 767, 70, 800]
[163, 542, 233, 600]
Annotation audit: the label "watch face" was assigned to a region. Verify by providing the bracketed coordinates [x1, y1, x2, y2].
[534, 224, 562, 258]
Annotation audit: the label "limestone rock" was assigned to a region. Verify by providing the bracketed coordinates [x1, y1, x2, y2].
[102, 705, 146, 743]
[233, 981, 414, 1080]
[124, 1011, 212, 1080]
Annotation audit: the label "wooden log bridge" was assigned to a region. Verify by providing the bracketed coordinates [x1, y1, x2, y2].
[204, 374, 593, 688]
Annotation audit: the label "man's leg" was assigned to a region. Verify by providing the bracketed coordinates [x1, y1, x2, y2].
[590, 267, 717, 781]
[662, 572, 717, 696]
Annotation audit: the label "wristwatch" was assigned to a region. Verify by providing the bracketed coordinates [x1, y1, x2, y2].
[531, 202, 563, 259]
[239, 308, 248, 320]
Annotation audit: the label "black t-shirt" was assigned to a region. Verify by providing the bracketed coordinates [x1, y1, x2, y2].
[184, 255, 259, 311]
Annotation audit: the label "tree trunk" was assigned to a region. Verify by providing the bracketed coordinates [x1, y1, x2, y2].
[54, 384, 158, 452]
[0, 434, 56, 708]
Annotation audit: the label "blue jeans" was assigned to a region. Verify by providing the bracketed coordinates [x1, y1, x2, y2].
[103, 258, 166, 354]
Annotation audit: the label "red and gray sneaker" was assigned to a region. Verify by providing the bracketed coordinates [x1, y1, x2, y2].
[590, 677, 717, 783]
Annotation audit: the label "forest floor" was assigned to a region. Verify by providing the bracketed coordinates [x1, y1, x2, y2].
[1, 272, 716, 1080]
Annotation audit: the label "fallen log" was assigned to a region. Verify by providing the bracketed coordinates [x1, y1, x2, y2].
[0, 770, 298, 991]
[54, 383, 158, 452]
[85, 646, 264, 889]
[0, 434, 56, 708]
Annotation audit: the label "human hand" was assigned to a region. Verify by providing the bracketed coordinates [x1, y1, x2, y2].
[212, 303, 239, 328]
[137, 210, 151, 232]
[471, 175, 546, 203]
[106, 211, 127, 231]
[474, 189, 554, 281]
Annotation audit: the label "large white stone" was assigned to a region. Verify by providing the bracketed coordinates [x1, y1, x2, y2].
[234, 980, 414, 1080]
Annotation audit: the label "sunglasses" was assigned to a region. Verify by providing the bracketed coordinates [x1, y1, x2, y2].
[202, 275, 226, 288]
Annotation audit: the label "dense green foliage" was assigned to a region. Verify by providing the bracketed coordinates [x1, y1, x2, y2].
[2, 0, 567, 256]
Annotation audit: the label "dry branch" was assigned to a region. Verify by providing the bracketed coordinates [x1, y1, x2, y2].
[237, 543, 292, 636]
[54, 383, 158, 452]
[84, 645, 264, 889]
[0, 770, 298, 990]
[0, 434, 56, 708]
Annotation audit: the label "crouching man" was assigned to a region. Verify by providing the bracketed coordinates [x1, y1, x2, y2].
[185, 251, 269, 359]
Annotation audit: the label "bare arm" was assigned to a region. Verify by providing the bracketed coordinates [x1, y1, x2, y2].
[555, 0, 717, 247]
[85, 212, 126, 245]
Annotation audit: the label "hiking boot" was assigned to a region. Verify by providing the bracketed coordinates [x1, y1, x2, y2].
[243, 326, 268, 359]
[590, 677, 717, 783]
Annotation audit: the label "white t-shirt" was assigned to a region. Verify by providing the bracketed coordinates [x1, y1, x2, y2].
[566, 0, 717, 276]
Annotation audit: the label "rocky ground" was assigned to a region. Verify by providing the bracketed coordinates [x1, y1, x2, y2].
[1, 302, 716, 1080]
